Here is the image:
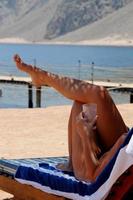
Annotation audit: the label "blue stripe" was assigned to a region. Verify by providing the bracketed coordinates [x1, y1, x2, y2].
[15, 128, 133, 196]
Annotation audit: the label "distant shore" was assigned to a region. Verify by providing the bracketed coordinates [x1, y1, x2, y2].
[0, 37, 133, 47]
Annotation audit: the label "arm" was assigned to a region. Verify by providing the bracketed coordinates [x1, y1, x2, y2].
[76, 113, 100, 181]
[77, 113, 127, 181]
[94, 133, 127, 179]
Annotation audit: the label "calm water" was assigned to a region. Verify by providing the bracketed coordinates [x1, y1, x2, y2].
[0, 43, 133, 108]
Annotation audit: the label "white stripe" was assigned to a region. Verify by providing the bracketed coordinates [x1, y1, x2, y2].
[89, 146, 133, 200]
[126, 134, 133, 156]
[15, 145, 133, 200]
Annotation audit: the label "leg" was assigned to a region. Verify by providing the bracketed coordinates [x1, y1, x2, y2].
[70, 101, 100, 181]
[71, 101, 127, 181]
[71, 101, 85, 180]
[57, 101, 100, 172]
[57, 108, 73, 171]
[14, 55, 128, 151]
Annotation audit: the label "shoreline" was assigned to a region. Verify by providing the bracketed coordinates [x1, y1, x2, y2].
[0, 37, 133, 47]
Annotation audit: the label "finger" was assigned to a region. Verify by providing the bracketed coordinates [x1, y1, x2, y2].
[76, 113, 82, 122]
[82, 112, 89, 122]
[82, 111, 85, 118]
[91, 115, 98, 126]
[93, 125, 97, 130]
[76, 112, 87, 124]
[97, 147, 101, 154]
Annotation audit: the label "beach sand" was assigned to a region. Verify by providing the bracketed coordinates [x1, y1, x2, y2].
[0, 104, 132, 199]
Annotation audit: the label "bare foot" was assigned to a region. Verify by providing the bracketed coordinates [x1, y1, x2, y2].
[14, 54, 33, 73]
[14, 54, 46, 87]
[56, 161, 73, 172]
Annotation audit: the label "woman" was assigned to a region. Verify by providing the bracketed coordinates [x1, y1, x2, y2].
[14, 54, 128, 182]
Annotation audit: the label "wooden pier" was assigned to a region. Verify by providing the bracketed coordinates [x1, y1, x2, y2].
[92, 80, 133, 90]
[91, 80, 133, 103]
[0, 76, 43, 108]
[0, 76, 133, 108]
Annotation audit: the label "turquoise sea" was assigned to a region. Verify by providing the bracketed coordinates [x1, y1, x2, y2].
[0, 43, 133, 108]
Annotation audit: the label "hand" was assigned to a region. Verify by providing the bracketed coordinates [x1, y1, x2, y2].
[76, 112, 101, 156]
[76, 112, 98, 134]
[82, 111, 98, 131]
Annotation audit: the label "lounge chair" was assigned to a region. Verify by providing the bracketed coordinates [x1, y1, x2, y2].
[0, 128, 133, 200]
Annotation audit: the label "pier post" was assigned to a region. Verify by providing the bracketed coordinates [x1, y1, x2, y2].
[78, 60, 81, 80]
[28, 84, 33, 108]
[36, 87, 41, 107]
[91, 62, 94, 84]
[130, 93, 133, 103]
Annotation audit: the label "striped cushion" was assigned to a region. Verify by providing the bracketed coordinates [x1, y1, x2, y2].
[14, 128, 133, 200]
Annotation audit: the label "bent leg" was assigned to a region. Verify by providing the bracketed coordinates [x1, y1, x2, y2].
[71, 101, 127, 181]
[57, 108, 73, 171]
[70, 101, 85, 179]
[70, 101, 99, 181]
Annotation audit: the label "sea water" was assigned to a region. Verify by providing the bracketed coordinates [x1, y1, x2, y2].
[0, 43, 133, 108]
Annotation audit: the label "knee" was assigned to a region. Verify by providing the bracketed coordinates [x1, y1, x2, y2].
[96, 86, 109, 100]
[71, 101, 84, 125]
[72, 101, 84, 110]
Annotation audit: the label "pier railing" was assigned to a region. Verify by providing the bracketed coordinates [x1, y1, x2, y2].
[0, 62, 133, 108]
[0, 76, 43, 108]
[0, 75, 133, 108]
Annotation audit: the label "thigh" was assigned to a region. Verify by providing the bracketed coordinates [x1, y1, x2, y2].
[70, 101, 99, 181]
[95, 88, 128, 150]
[71, 101, 84, 174]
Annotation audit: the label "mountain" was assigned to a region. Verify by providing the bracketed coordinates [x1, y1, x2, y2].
[53, 1, 133, 45]
[45, 0, 133, 39]
[0, 0, 62, 42]
[0, 0, 133, 44]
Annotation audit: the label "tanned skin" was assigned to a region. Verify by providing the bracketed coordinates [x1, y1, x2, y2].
[14, 54, 128, 181]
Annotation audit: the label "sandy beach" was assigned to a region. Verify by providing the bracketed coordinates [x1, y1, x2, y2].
[0, 104, 132, 199]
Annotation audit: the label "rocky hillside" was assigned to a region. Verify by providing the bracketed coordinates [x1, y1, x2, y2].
[53, 0, 133, 45]
[0, 0, 62, 41]
[45, 0, 133, 39]
[0, 0, 133, 42]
